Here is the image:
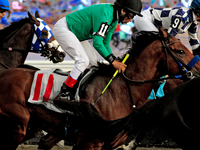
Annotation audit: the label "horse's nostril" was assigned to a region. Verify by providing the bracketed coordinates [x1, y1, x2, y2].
[59, 52, 66, 58]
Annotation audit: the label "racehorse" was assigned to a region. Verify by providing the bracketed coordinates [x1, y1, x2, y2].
[37, 28, 200, 150]
[1, 28, 200, 150]
[123, 76, 200, 150]
[0, 11, 65, 72]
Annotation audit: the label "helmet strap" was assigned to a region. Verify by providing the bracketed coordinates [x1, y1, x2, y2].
[118, 9, 126, 23]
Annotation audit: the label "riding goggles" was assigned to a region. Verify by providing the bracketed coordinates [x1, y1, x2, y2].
[0, 9, 6, 13]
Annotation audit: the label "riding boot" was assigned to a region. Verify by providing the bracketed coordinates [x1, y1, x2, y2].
[59, 75, 77, 100]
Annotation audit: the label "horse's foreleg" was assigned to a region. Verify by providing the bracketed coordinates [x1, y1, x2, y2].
[0, 114, 28, 150]
[38, 134, 62, 150]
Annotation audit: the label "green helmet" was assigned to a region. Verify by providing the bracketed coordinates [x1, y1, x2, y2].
[114, 0, 143, 17]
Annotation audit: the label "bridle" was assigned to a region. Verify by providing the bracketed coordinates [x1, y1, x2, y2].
[0, 18, 64, 69]
[122, 34, 200, 83]
[0, 18, 59, 58]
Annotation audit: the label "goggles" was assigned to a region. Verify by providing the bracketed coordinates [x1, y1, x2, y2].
[126, 13, 135, 19]
[0, 9, 6, 13]
[196, 12, 200, 18]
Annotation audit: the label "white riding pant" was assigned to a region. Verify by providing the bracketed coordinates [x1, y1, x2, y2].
[53, 17, 98, 80]
[134, 8, 158, 32]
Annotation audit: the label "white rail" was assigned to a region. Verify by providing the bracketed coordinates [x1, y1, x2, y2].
[24, 60, 75, 72]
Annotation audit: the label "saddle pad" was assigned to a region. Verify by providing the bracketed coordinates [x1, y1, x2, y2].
[28, 68, 67, 113]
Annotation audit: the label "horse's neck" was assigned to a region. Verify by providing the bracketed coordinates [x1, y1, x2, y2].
[0, 22, 32, 71]
[0, 51, 28, 71]
[127, 46, 163, 108]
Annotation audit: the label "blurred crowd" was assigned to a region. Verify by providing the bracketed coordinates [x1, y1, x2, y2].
[0, 0, 193, 50]
[0, 0, 193, 27]
[0, 0, 108, 27]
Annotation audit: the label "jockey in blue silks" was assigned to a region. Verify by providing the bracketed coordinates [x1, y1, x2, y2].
[0, 0, 10, 20]
[135, 0, 200, 51]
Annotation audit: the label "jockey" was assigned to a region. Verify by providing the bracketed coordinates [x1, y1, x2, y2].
[0, 0, 10, 19]
[134, 0, 200, 51]
[53, 0, 143, 100]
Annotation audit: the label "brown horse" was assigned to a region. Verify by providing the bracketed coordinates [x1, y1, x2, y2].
[37, 28, 200, 150]
[0, 11, 65, 72]
[1, 28, 200, 150]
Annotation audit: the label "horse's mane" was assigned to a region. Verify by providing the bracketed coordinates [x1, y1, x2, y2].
[97, 30, 162, 76]
[130, 31, 161, 54]
[0, 17, 30, 43]
[17, 64, 40, 70]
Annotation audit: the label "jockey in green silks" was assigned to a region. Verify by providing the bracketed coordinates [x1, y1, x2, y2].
[53, 0, 143, 100]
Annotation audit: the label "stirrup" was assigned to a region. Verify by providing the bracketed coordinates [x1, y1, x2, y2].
[60, 83, 75, 101]
[60, 92, 75, 101]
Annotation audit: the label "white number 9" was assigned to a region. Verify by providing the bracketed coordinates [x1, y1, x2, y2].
[172, 17, 181, 29]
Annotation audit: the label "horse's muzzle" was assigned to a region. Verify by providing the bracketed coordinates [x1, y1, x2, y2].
[51, 51, 66, 63]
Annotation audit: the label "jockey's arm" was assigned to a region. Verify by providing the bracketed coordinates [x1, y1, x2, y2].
[93, 33, 127, 72]
[167, 16, 183, 37]
[93, 35, 112, 58]
[188, 23, 199, 50]
[92, 20, 117, 59]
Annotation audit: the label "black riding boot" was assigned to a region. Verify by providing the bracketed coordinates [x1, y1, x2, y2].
[60, 83, 75, 101]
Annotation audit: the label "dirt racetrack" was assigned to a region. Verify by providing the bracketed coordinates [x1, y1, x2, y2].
[16, 145, 182, 150]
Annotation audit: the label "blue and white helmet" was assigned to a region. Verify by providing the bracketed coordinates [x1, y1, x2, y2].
[0, 0, 10, 10]
[191, 0, 200, 13]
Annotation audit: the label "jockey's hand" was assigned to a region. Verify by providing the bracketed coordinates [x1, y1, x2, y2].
[112, 60, 127, 73]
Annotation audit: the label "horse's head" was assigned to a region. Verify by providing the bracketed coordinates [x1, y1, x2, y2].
[28, 11, 65, 63]
[126, 27, 200, 83]
[158, 27, 200, 79]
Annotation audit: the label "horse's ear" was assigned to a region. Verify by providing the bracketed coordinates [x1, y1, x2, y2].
[28, 11, 32, 20]
[28, 11, 40, 26]
[35, 11, 41, 18]
[159, 27, 168, 38]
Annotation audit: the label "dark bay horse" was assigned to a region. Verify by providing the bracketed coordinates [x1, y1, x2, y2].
[0, 11, 65, 72]
[3, 28, 199, 150]
[122, 76, 200, 150]
[131, 51, 200, 149]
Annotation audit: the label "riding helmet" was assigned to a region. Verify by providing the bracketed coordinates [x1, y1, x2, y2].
[114, 0, 143, 17]
[0, 0, 10, 10]
[190, 0, 200, 13]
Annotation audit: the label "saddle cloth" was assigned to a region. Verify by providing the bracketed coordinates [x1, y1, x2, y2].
[28, 68, 68, 113]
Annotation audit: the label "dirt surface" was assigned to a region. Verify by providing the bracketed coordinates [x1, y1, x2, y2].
[16, 145, 182, 150]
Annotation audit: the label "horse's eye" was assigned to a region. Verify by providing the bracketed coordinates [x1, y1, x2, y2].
[178, 50, 185, 55]
[41, 30, 48, 38]
[42, 31, 48, 36]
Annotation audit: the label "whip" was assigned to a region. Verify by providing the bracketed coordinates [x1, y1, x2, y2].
[93, 53, 130, 105]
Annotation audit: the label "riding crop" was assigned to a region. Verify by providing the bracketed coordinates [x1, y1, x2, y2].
[93, 53, 130, 105]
